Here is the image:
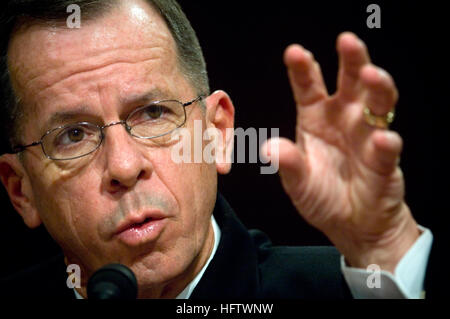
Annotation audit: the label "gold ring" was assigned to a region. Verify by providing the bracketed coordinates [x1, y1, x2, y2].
[363, 107, 395, 129]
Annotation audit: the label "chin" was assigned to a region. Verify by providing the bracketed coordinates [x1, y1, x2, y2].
[130, 252, 195, 296]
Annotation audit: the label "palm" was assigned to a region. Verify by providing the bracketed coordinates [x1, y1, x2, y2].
[265, 32, 418, 268]
[294, 97, 404, 234]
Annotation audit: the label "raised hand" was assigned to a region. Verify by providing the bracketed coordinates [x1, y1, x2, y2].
[263, 32, 420, 272]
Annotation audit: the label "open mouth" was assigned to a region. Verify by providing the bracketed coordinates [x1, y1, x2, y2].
[116, 216, 167, 246]
[129, 217, 154, 229]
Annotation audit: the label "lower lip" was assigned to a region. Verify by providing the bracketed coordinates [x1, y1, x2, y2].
[116, 218, 167, 246]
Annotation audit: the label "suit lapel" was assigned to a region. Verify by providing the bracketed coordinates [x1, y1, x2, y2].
[190, 193, 260, 299]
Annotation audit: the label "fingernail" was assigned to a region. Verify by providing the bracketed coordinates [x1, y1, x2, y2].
[304, 50, 313, 60]
[385, 131, 398, 145]
[378, 68, 389, 79]
[357, 38, 365, 48]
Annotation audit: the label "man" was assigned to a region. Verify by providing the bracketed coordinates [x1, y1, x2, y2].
[0, 0, 432, 298]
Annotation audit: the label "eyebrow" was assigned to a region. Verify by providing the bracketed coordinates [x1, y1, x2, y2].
[44, 106, 95, 131]
[119, 88, 170, 105]
[43, 88, 172, 130]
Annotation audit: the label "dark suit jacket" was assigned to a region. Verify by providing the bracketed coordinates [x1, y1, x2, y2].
[0, 193, 351, 299]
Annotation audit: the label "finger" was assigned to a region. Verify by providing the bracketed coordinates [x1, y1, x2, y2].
[361, 130, 402, 176]
[336, 32, 371, 100]
[284, 44, 328, 106]
[361, 64, 398, 116]
[262, 137, 309, 200]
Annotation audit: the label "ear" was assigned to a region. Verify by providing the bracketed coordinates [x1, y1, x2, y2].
[0, 153, 41, 228]
[205, 90, 235, 175]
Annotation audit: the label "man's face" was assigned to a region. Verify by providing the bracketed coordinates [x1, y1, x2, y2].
[7, 0, 219, 297]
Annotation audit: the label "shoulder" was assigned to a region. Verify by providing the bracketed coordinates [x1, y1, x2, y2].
[249, 230, 351, 299]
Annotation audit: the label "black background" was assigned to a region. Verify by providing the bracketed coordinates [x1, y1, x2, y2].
[0, 0, 446, 298]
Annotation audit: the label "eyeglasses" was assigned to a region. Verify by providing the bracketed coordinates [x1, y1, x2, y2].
[13, 95, 204, 161]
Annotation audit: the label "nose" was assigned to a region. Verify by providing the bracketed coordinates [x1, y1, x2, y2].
[101, 123, 152, 193]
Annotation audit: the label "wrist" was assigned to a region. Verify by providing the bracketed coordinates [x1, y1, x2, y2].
[335, 205, 420, 273]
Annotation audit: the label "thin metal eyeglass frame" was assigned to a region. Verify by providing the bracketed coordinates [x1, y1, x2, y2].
[12, 95, 205, 161]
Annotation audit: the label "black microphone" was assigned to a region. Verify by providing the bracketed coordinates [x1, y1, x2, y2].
[87, 264, 137, 299]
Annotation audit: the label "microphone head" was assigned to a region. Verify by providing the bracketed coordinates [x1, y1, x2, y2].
[87, 263, 137, 299]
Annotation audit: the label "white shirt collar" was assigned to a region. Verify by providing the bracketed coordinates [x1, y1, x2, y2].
[74, 215, 221, 299]
[176, 215, 221, 299]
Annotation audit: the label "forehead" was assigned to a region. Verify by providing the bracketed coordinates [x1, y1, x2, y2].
[7, 0, 184, 130]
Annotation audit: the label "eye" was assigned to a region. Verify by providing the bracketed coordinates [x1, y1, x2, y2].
[131, 103, 176, 124]
[67, 128, 84, 142]
[54, 125, 94, 146]
[127, 101, 183, 129]
[144, 105, 164, 119]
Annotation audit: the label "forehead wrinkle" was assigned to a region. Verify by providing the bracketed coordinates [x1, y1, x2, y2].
[8, 0, 175, 83]
[12, 45, 173, 139]
[26, 53, 172, 130]
[8, 2, 178, 112]
[25, 47, 167, 96]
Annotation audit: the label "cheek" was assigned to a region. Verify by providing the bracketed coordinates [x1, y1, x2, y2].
[150, 123, 218, 238]
[28, 162, 105, 253]
[31, 162, 100, 216]
[148, 152, 216, 275]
